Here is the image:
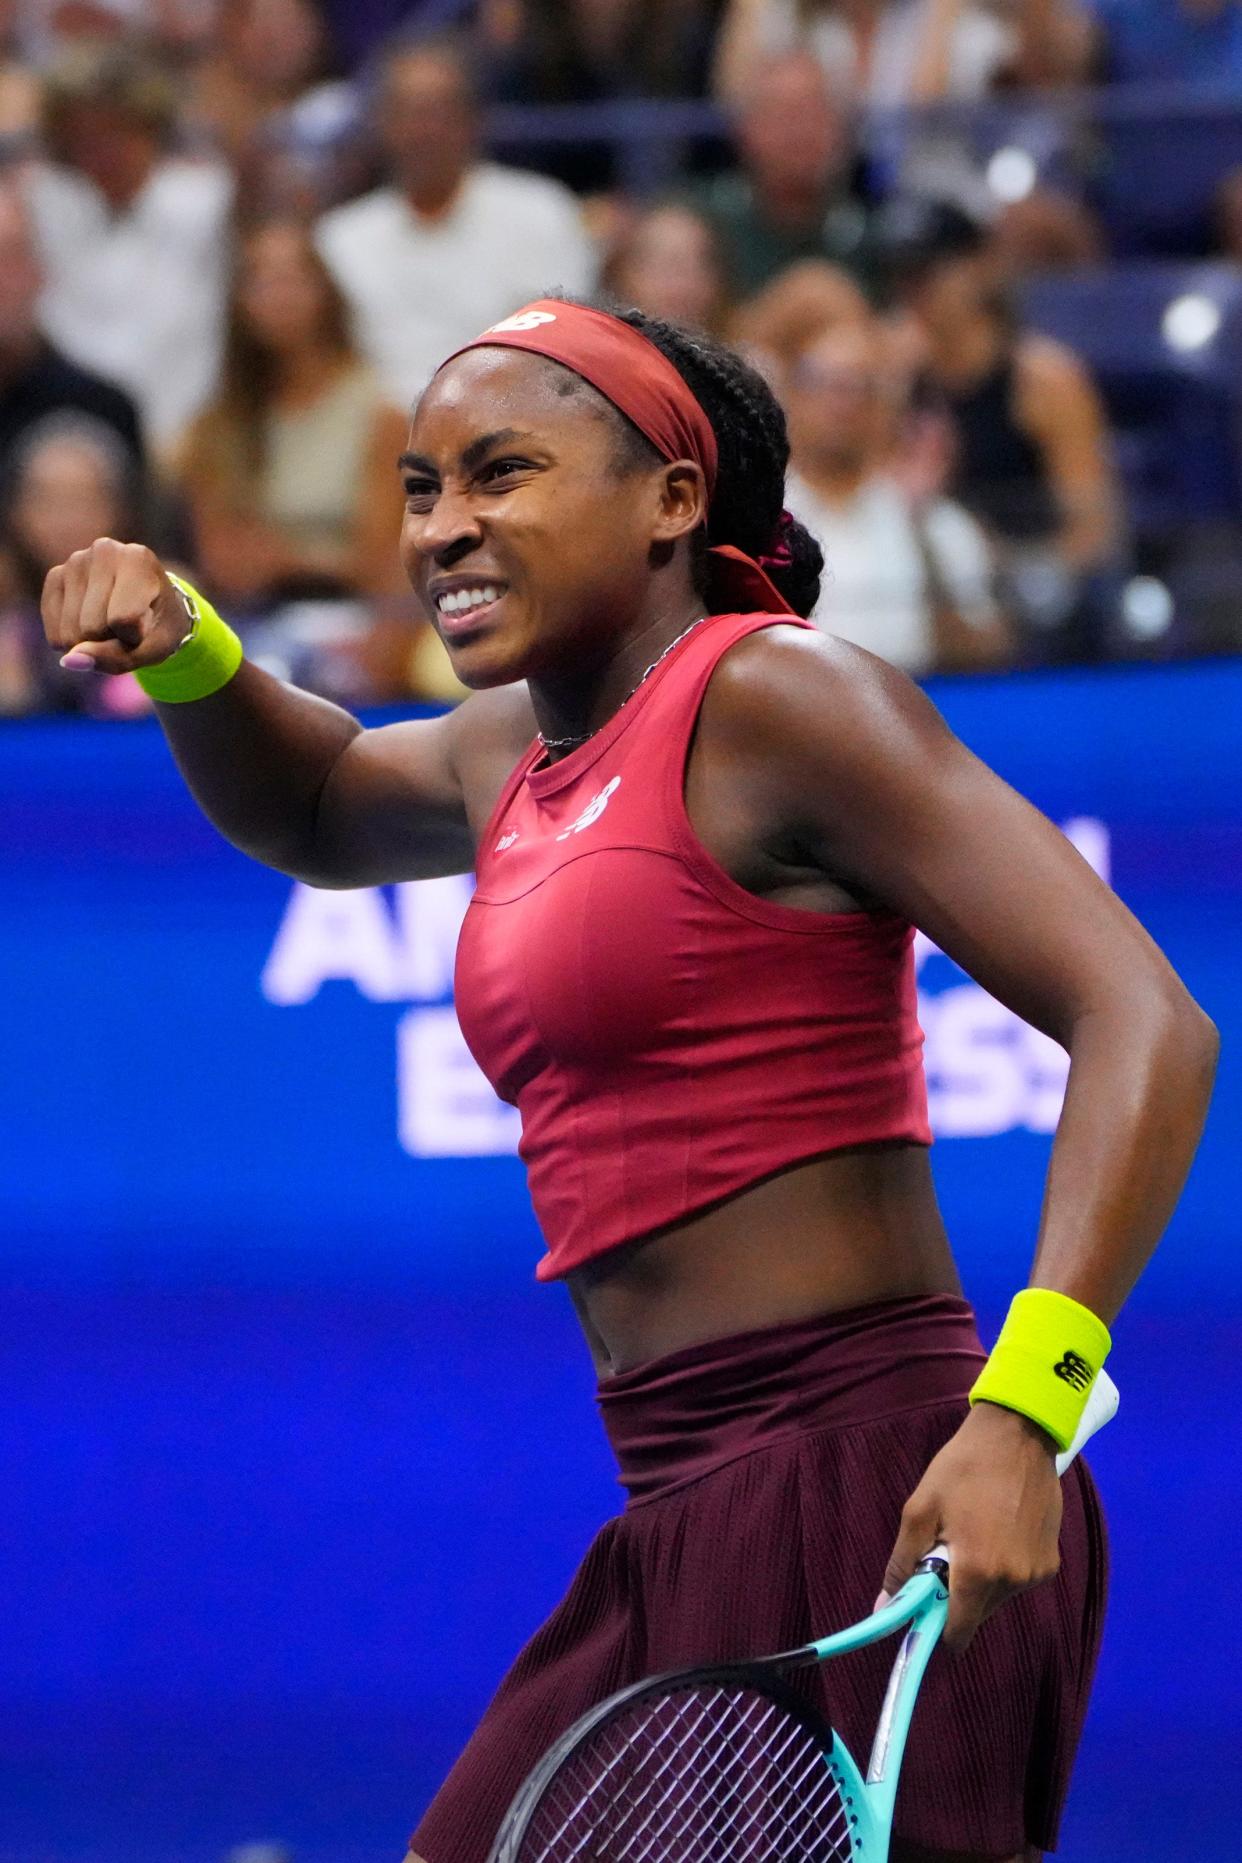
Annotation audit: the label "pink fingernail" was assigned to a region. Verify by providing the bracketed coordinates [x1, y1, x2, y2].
[60, 651, 94, 671]
[873, 1591, 891, 1613]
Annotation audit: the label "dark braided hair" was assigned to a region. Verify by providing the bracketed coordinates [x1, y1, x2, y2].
[605, 304, 824, 619]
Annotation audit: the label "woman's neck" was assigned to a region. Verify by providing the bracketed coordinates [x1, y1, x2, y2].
[531, 592, 706, 758]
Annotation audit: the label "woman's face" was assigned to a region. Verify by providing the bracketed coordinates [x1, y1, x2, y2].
[11, 434, 124, 571]
[908, 251, 994, 338]
[237, 224, 331, 353]
[400, 348, 701, 690]
[785, 324, 889, 472]
[613, 209, 724, 333]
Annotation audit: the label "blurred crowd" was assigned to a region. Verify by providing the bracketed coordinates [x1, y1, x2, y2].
[2, 0, 1242, 719]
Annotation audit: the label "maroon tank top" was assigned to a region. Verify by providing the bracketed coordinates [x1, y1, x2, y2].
[454, 611, 931, 1281]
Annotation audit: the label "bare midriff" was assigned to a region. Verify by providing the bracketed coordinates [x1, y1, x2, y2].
[566, 1143, 960, 1376]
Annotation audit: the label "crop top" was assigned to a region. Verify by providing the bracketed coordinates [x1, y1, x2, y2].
[453, 610, 932, 1281]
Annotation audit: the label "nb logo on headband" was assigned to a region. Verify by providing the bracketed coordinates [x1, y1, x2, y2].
[486, 311, 558, 334]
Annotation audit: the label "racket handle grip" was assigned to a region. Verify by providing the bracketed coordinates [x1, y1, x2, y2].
[922, 1368, 1119, 1570]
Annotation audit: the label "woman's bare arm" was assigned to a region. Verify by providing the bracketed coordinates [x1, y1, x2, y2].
[40, 537, 479, 887]
[705, 626, 1217, 1644]
[154, 662, 477, 887]
[717, 626, 1216, 1321]
[1016, 335, 1121, 573]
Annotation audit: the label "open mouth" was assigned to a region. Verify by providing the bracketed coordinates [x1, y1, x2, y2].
[433, 583, 507, 634]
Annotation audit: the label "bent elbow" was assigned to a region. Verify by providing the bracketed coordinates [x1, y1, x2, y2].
[1152, 983, 1219, 1091]
[1187, 1002, 1220, 1080]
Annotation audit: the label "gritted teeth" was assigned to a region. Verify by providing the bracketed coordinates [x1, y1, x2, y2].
[436, 584, 503, 615]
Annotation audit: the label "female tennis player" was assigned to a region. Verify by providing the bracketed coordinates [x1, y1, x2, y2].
[43, 298, 1216, 1863]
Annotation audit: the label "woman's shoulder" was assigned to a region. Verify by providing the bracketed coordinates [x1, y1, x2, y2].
[1015, 331, 1095, 398]
[1013, 333, 1102, 434]
[702, 617, 942, 769]
[691, 620, 952, 853]
[705, 617, 897, 724]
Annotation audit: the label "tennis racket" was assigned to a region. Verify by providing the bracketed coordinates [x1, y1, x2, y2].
[486, 1369, 1119, 1863]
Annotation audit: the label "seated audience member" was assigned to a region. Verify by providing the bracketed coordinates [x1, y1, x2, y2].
[315, 33, 594, 409]
[0, 176, 145, 483]
[730, 256, 870, 376]
[712, 1, 1093, 214]
[188, 0, 365, 220]
[693, 50, 876, 300]
[599, 202, 734, 336]
[880, 197, 1121, 655]
[24, 41, 234, 454]
[176, 218, 409, 610]
[713, 0, 1018, 108]
[783, 317, 1009, 675]
[189, 0, 343, 167]
[0, 412, 149, 715]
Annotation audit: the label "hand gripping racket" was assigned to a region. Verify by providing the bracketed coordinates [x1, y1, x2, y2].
[486, 1370, 1118, 1863]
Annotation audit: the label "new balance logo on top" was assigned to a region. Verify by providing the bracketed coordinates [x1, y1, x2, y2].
[556, 776, 620, 841]
[1053, 1351, 1093, 1391]
[485, 310, 557, 333]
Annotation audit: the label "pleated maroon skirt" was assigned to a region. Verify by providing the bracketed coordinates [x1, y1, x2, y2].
[408, 1293, 1108, 1861]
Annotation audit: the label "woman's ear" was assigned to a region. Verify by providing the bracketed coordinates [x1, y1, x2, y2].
[651, 460, 708, 545]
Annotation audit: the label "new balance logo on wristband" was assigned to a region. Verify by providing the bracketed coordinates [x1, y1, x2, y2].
[1053, 1350, 1093, 1390]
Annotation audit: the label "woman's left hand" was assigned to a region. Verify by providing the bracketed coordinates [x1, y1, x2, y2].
[876, 1402, 1063, 1653]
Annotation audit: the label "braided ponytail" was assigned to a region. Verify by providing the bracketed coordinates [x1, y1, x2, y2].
[609, 306, 824, 619]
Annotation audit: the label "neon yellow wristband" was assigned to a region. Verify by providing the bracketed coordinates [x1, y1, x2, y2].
[969, 1287, 1112, 1452]
[134, 574, 243, 703]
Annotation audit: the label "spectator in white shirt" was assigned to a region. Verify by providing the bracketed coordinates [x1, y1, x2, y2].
[24, 41, 233, 455]
[783, 317, 1011, 675]
[315, 34, 594, 410]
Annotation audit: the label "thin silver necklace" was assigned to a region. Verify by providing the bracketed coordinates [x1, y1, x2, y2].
[538, 615, 708, 752]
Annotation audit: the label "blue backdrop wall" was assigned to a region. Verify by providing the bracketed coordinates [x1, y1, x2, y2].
[1, 660, 1239, 1862]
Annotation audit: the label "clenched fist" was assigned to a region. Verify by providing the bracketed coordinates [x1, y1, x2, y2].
[42, 537, 193, 676]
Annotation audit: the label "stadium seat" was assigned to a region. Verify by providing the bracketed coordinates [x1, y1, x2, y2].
[1019, 263, 1242, 532]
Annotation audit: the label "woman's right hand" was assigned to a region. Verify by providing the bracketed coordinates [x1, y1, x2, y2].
[42, 537, 194, 677]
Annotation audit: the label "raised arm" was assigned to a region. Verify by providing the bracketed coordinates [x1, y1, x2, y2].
[706, 626, 1218, 1643]
[40, 537, 479, 888]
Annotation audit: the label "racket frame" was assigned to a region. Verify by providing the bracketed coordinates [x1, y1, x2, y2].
[487, 1562, 950, 1862]
[487, 1370, 1118, 1862]
[490, 1659, 872, 1863]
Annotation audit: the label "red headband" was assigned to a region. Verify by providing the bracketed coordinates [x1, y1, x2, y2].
[441, 300, 792, 616]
